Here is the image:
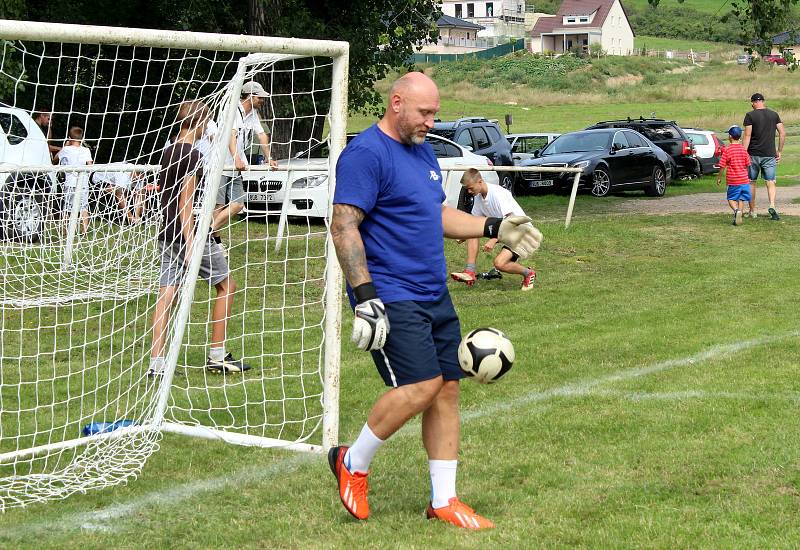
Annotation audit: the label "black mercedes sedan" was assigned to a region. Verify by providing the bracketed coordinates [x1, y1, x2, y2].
[517, 128, 675, 197]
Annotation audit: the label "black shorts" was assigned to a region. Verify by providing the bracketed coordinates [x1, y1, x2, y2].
[370, 292, 463, 387]
[502, 246, 519, 263]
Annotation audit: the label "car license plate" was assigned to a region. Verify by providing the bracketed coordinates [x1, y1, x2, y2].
[530, 179, 553, 188]
[248, 192, 276, 202]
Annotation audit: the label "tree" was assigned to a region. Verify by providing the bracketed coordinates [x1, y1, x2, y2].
[3, 0, 440, 115]
[730, 0, 799, 57]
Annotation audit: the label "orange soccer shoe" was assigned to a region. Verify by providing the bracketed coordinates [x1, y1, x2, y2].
[426, 497, 495, 530]
[328, 445, 370, 520]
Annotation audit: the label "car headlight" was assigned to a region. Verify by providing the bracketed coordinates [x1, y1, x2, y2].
[291, 174, 328, 189]
[571, 161, 591, 170]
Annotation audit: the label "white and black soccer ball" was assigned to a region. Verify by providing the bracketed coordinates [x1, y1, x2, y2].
[458, 327, 515, 384]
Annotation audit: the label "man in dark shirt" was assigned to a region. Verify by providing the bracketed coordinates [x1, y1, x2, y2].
[148, 99, 251, 378]
[33, 110, 61, 161]
[743, 93, 786, 220]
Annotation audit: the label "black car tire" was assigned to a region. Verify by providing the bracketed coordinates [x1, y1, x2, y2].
[591, 167, 612, 197]
[645, 165, 667, 197]
[0, 184, 46, 243]
[499, 174, 515, 196]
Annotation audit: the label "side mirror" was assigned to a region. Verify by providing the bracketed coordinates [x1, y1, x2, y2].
[533, 149, 540, 158]
[463, 145, 473, 152]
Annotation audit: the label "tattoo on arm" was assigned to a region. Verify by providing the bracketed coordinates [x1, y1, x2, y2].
[330, 204, 371, 287]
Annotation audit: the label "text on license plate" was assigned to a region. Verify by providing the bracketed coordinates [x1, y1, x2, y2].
[530, 179, 553, 188]
[248, 192, 276, 202]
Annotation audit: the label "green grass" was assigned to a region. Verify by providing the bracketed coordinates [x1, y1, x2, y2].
[4, 188, 800, 547]
[623, 0, 731, 12]
[634, 35, 741, 56]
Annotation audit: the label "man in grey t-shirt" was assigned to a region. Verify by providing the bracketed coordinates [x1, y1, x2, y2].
[743, 92, 786, 220]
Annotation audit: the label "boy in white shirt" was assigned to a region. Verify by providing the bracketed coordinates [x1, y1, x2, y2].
[451, 169, 537, 291]
[57, 126, 93, 234]
[211, 81, 276, 242]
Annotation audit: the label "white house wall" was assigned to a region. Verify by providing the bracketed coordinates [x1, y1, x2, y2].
[599, 0, 634, 55]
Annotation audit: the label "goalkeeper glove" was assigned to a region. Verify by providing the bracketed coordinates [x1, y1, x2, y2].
[484, 215, 543, 259]
[351, 282, 390, 351]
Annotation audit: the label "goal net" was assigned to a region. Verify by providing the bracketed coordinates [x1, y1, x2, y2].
[0, 20, 347, 511]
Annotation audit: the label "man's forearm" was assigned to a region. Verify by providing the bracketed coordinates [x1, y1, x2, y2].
[331, 204, 371, 287]
[441, 205, 486, 239]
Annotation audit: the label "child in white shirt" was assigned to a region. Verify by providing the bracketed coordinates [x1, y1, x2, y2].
[451, 168, 537, 291]
[57, 126, 93, 234]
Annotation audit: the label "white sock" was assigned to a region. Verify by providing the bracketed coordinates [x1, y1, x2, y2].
[209, 347, 225, 362]
[429, 459, 458, 509]
[344, 423, 384, 474]
[149, 356, 165, 372]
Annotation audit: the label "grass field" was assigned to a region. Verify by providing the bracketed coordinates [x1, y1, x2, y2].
[3, 180, 800, 547]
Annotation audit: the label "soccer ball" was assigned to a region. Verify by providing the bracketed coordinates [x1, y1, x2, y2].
[458, 328, 515, 384]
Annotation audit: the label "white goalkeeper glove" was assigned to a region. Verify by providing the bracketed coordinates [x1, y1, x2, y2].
[351, 283, 390, 351]
[484, 215, 543, 259]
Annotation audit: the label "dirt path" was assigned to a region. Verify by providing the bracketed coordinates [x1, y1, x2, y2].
[614, 184, 800, 216]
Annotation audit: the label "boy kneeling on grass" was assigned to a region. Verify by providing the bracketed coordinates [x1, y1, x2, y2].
[717, 125, 752, 226]
[450, 168, 537, 291]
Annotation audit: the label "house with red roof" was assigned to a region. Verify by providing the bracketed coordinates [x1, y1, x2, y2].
[530, 0, 634, 55]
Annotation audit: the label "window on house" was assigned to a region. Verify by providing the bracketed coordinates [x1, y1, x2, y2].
[580, 17, 588, 23]
[455, 4, 462, 18]
[567, 17, 576, 23]
[467, 3, 474, 18]
[486, 3, 493, 17]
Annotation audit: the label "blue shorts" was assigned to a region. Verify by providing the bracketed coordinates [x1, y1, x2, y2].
[748, 155, 777, 182]
[370, 292, 464, 387]
[727, 184, 751, 202]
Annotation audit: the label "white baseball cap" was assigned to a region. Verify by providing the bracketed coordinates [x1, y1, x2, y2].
[241, 81, 270, 98]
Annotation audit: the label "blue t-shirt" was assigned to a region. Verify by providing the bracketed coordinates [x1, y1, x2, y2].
[334, 124, 447, 304]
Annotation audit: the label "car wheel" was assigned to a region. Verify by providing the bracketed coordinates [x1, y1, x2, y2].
[645, 165, 667, 197]
[0, 185, 45, 242]
[500, 174, 515, 196]
[591, 168, 611, 197]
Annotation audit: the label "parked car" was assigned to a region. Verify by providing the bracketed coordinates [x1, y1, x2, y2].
[518, 128, 674, 197]
[586, 118, 701, 179]
[428, 117, 515, 193]
[242, 133, 500, 219]
[506, 132, 561, 163]
[763, 54, 788, 66]
[682, 128, 724, 174]
[0, 106, 59, 242]
[736, 54, 753, 65]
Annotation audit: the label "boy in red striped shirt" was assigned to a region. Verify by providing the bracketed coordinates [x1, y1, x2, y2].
[717, 125, 751, 226]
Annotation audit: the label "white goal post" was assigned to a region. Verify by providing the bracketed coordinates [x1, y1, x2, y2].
[0, 19, 348, 511]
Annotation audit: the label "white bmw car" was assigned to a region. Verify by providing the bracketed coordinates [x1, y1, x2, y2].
[241, 133, 500, 219]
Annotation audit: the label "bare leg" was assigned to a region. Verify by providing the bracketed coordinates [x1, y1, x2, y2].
[465, 238, 479, 265]
[765, 179, 777, 208]
[493, 248, 528, 276]
[211, 275, 236, 349]
[150, 285, 178, 359]
[365, 376, 445, 440]
[421, 380, 460, 460]
[727, 199, 738, 212]
[212, 202, 244, 233]
[749, 182, 757, 213]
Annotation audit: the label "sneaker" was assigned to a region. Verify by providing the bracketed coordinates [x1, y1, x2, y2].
[769, 207, 780, 221]
[477, 268, 503, 281]
[745, 210, 757, 219]
[425, 497, 495, 530]
[328, 445, 369, 520]
[146, 367, 164, 379]
[733, 209, 741, 226]
[450, 269, 477, 286]
[521, 269, 536, 291]
[206, 352, 252, 374]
